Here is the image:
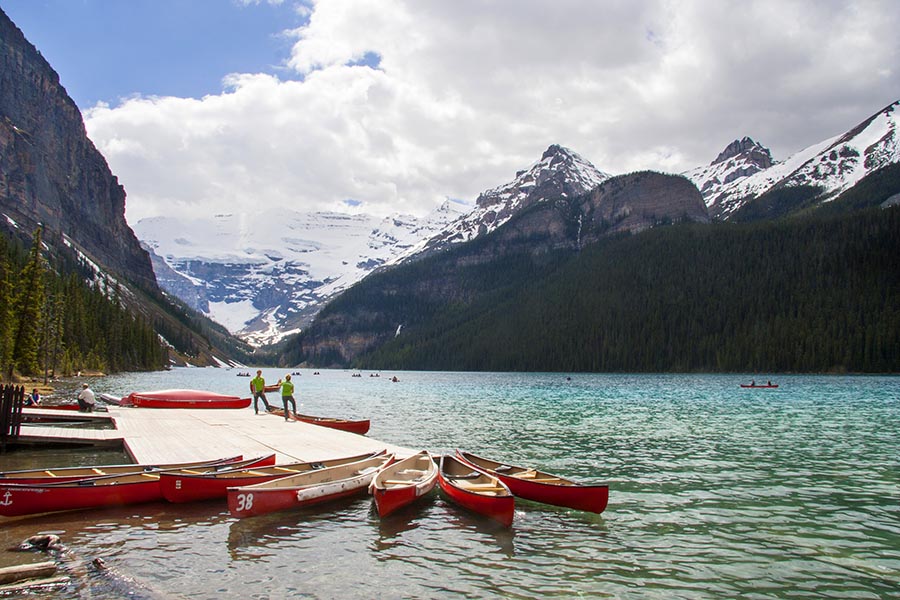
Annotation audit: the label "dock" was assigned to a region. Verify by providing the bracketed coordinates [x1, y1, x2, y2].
[17, 407, 412, 463]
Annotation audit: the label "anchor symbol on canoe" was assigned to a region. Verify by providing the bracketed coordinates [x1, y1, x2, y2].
[0, 490, 13, 506]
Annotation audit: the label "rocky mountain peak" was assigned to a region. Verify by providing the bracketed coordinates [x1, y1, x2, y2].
[686, 99, 900, 219]
[389, 145, 610, 265]
[682, 136, 777, 211]
[476, 144, 609, 210]
[713, 136, 774, 169]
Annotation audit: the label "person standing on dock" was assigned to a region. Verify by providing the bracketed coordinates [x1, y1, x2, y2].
[77, 383, 95, 412]
[250, 370, 273, 414]
[280, 374, 297, 421]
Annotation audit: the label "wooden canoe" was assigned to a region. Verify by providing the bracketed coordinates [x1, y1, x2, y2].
[0, 454, 253, 485]
[160, 451, 381, 503]
[437, 454, 514, 527]
[455, 450, 609, 514]
[369, 450, 438, 517]
[121, 389, 252, 409]
[0, 456, 272, 517]
[267, 406, 370, 435]
[227, 453, 393, 518]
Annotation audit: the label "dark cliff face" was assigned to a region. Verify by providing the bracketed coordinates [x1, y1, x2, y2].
[465, 170, 709, 260]
[293, 171, 710, 365]
[0, 8, 157, 289]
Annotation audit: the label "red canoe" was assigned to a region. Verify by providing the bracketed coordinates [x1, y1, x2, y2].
[369, 450, 438, 517]
[227, 453, 393, 518]
[0, 455, 272, 517]
[122, 389, 252, 409]
[267, 406, 370, 435]
[456, 450, 609, 514]
[0, 454, 258, 486]
[437, 454, 514, 527]
[161, 451, 380, 503]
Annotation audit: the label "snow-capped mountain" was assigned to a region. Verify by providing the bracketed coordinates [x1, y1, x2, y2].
[134, 203, 465, 346]
[686, 100, 900, 218]
[390, 144, 611, 263]
[683, 136, 774, 203]
[136, 144, 610, 346]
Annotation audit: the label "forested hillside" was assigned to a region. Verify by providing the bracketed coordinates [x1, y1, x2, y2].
[0, 228, 167, 380]
[286, 206, 899, 373]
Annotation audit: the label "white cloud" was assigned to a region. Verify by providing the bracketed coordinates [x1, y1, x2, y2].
[84, 0, 900, 224]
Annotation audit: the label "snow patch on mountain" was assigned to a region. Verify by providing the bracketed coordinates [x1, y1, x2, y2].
[134, 202, 465, 345]
[685, 101, 900, 218]
[390, 144, 611, 264]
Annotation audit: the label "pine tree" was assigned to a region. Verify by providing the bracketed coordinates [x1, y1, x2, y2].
[0, 251, 14, 381]
[11, 227, 46, 376]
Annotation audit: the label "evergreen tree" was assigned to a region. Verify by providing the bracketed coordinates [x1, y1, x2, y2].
[0, 251, 14, 380]
[11, 227, 45, 377]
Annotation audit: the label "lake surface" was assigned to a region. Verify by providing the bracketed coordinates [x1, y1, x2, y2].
[1, 370, 898, 599]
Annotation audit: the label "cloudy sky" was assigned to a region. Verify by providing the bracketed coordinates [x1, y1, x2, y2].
[5, 0, 899, 223]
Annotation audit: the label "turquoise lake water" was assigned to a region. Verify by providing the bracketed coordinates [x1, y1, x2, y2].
[1, 369, 898, 598]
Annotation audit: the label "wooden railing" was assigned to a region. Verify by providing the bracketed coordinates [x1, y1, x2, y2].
[0, 384, 24, 451]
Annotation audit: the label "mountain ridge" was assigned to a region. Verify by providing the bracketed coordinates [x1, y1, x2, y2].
[134, 92, 900, 346]
[686, 101, 900, 218]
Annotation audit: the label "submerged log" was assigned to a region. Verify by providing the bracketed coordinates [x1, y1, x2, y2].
[0, 560, 58, 585]
[0, 575, 69, 593]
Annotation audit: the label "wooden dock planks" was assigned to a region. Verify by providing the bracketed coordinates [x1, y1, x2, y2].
[20, 406, 411, 463]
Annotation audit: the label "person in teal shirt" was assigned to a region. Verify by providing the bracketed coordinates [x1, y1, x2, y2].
[250, 370, 273, 414]
[280, 374, 296, 421]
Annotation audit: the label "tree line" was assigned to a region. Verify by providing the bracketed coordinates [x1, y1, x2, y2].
[287, 206, 899, 374]
[0, 227, 167, 381]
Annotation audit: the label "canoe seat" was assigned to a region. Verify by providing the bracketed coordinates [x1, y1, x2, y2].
[511, 470, 537, 479]
[398, 469, 425, 477]
[180, 469, 204, 475]
[457, 484, 506, 494]
[91, 468, 106, 475]
[448, 471, 482, 480]
[383, 479, 413, 485]
[529, 477, 564, 483]
[273, 466, 302, 472]
[454, 480, 504, 493]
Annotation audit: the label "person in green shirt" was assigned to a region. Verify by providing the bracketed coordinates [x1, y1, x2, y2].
[280, 374, 297, 421]
[250, 369, 273, 414]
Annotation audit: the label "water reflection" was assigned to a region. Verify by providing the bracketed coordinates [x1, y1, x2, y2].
[226, 494, 372, 560]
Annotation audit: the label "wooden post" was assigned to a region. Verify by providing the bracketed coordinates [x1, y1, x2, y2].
[0, 384, 24, 452]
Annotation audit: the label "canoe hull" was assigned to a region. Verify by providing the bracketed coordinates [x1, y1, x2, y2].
[298, 416, 370, 435]
[0, 456, 259, 516]
[227, 454, 392, 518]
[124, 389, 252, 409]
[456, 450, 609, 514]
[438, 455, 514, 527]
[496, 476, 608, 514]
[228, 477, 370, 518]
[161, 452, 378, 503]
[0, 455, 247, 486]
[370, 451, 438, 517]
[0, 479, 162, 517]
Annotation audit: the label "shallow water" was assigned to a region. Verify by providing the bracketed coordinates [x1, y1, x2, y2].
[1, 370, 898, 598]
